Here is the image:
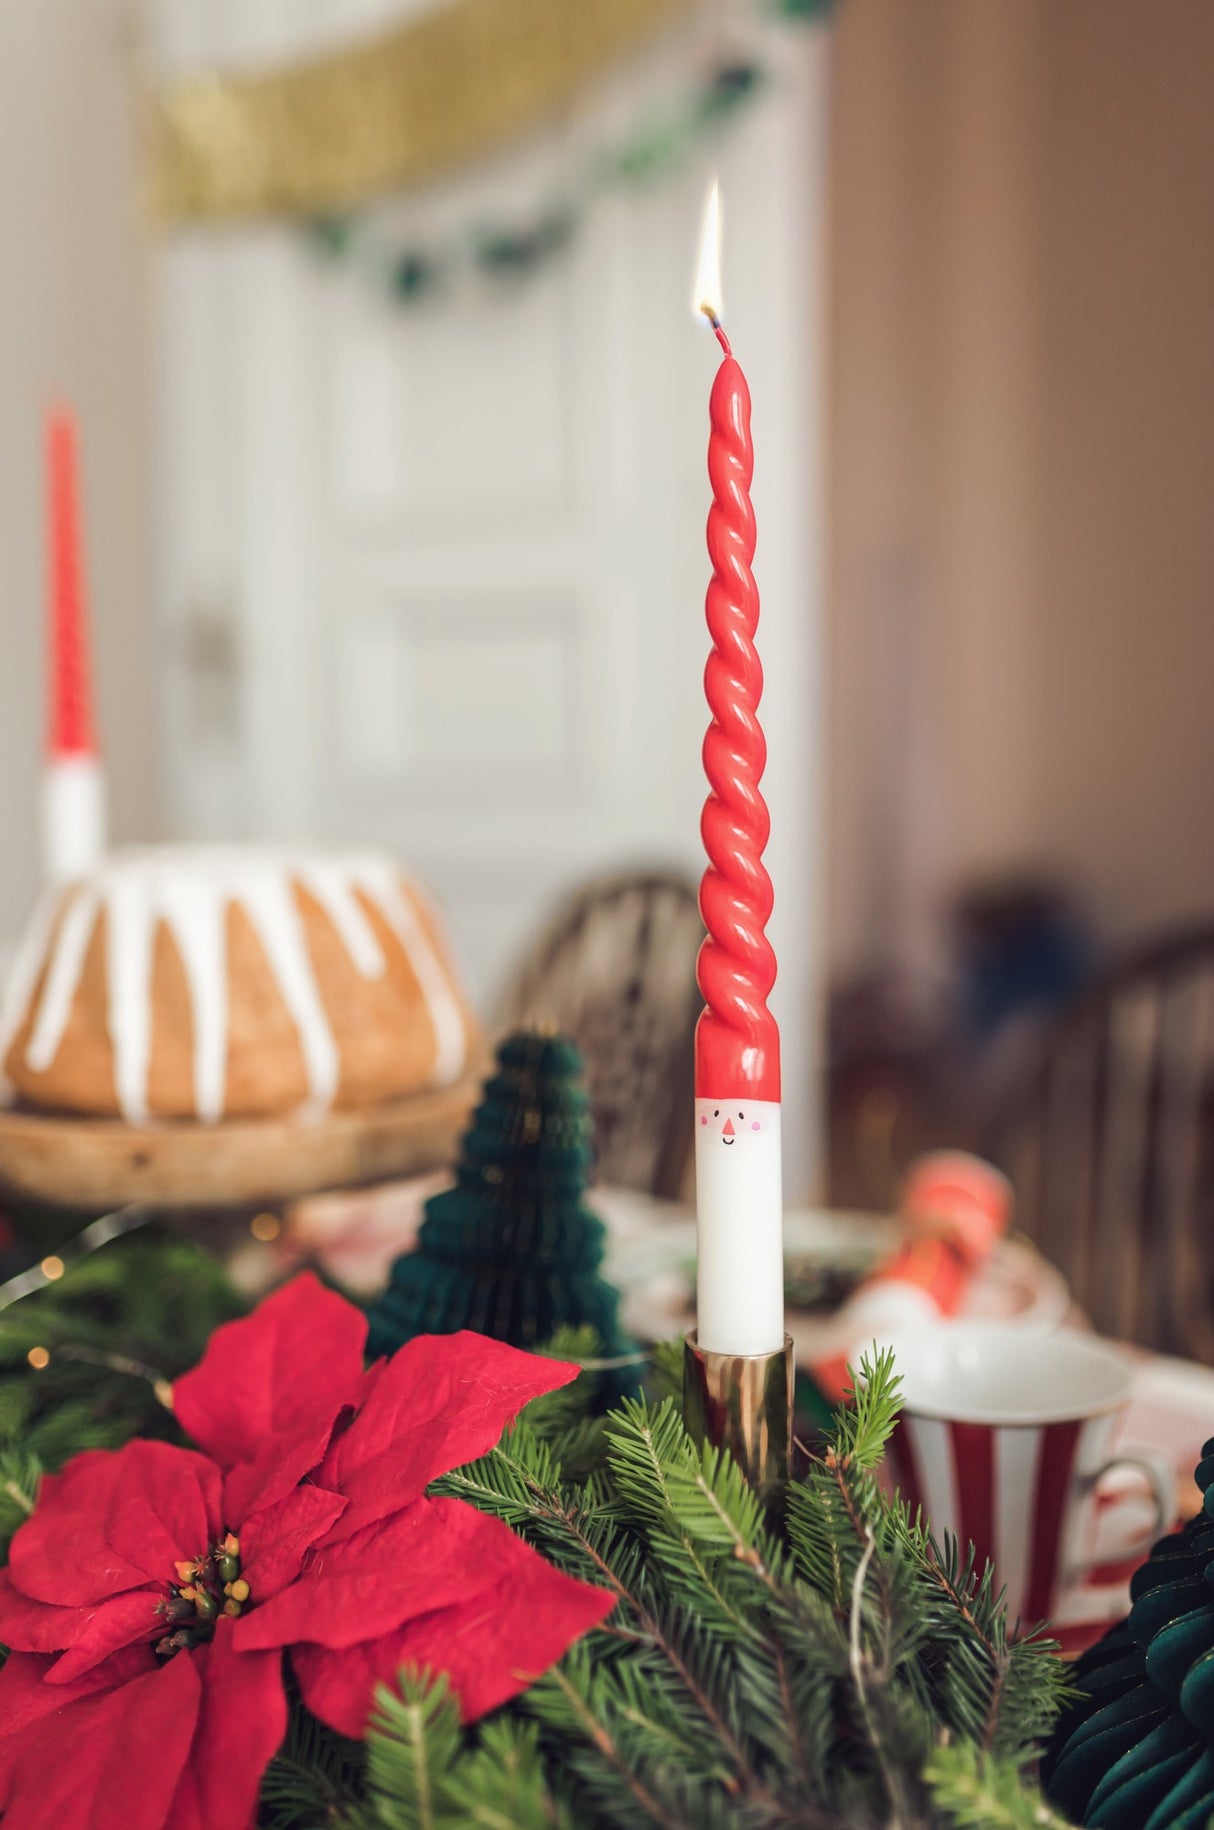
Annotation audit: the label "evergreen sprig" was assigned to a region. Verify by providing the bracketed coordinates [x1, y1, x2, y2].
[415, 1346, 1070, 1828]
[0, 1443, 39, 1566]
[926, 1744, 1074, 1829]
[258, 1692, 364, 1828]
[0, 1234, 1072, 1827]
[0, 1229, 246, 1557]
[351, 1673, 569, 1830]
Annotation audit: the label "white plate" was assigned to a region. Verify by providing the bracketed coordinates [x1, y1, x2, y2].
[596, 1189, 1072, 1352]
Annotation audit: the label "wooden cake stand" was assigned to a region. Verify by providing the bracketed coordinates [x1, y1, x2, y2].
[0, 1075, 481, 1210]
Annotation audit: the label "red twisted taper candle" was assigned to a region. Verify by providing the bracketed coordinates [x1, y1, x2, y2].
[693, 319, 784, 1357]
[696, 322, 780, 1105]
[42, 407, 107, 879]
[47, 411, 96, 759]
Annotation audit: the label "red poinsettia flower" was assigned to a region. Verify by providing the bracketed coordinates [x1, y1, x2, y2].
[0, 1276, 614, 1830]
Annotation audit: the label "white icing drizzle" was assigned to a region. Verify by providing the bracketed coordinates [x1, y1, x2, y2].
[27, 885, 100, 1072]
[0, 846, 469, 1123]
[160, 874, 228, 1125]
[106, 870, 156, 1124]
[239, 872, 340, 1120]
[297, 862, 386, 979]
[0, 887, 61, 1100]
[354, 858, 468, 1087]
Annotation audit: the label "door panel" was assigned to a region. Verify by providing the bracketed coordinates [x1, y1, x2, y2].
[153, 4, 827, 1189]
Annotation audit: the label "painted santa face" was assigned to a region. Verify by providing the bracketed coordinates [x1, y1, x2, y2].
[694, 1096, 782, 1345]
[695, 1098, 778, 1147]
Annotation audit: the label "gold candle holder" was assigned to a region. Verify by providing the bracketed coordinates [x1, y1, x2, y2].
[683, 1331, 794, 1519]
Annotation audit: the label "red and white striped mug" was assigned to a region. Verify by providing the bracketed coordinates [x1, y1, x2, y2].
[885, 1323, 1171, 1626]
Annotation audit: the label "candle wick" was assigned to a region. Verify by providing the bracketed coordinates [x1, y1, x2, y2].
[700, 305, 732, 358]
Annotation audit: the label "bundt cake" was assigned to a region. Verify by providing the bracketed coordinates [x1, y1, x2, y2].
[0, 847, 478, 1124]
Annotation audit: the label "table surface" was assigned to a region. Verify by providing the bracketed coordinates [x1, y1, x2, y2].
[273, 1170, 1214, 1652]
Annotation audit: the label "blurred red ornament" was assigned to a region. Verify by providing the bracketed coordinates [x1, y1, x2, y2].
[813, 1152, 1013, 1402]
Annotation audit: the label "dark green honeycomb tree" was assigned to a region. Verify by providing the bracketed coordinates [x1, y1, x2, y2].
[366, 1030, 637, 1397]
[1045, 1436, 1214, 1830]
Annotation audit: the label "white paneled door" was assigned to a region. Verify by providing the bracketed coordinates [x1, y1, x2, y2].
[153, 5, 828, 1191]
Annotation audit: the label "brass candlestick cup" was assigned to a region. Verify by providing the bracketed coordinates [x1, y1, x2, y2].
[683, 1331, 794, 1518]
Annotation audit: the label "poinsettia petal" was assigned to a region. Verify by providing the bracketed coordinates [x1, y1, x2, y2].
[175, 1273, 367, 1521]
[291, 1519, 615, 1736]
[0, 1646, 155, 1759]
[220, 1417, 340, 1527]
[0, 1569, 86, 1653]
[316, 1332, 580, 1541]
[0, 1645, 198, 1830]
[234, 1497, 510, 1653]
[174, 1272, 366, 1471]
[163, 1629, 287, 1830]
[400, 1553, 614, 1719]
[48, 1591, 165, 1684]
[7, 1442, 221, 1607]
[239, 1483, 348, 1602]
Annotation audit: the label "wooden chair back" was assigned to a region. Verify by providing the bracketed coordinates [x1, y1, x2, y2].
[495, 871, 703, 1199]
[992, 926, 1214, 1357]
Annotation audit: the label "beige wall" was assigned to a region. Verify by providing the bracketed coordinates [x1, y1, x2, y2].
[828, 0, 1214, 981]
[0, 0, 156, 941]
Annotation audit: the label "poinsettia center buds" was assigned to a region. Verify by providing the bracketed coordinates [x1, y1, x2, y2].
[155, 1533, 252, 1658]
[217, 1533, 241, 1583]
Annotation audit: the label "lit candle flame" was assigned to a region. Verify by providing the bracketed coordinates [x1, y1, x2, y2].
[691, 178, 723, 326]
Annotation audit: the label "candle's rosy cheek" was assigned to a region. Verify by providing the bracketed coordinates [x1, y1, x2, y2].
[751, 1121, 761, 1132]
[701, 1115, 708, 1125]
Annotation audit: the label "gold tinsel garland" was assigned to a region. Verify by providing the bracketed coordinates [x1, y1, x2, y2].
[152, 0, 702, 223]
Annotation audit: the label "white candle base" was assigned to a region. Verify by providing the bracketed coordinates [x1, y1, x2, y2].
[42, 756, 108, 881]
[694, 1097, 784, 1355]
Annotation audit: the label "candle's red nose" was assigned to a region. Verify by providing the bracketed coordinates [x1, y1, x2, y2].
[722, 1117, 735, 1137]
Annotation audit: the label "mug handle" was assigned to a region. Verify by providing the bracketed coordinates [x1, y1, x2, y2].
[1080, 1450, 1174, 1576]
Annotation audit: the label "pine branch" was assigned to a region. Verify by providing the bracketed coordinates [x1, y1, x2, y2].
[538, 1659, 690, 1830]
[647, 1338, 683, 1404]
[443, 1717, 571, 1830]
[258, 1699, 364, 1829]
[355, 1672, 567, 1830]
[360, 1672, 464, 1830]
[785, 1348, 901, 1611]
[0, 1222, 1071, 1828]
[0, 1229, 245, 1479]
[925, 1743, 1076, 1828]
[0, 1444, 40, 1562]
[429, 1347, 1070, 1827]
[838, 1345, 905, 1470]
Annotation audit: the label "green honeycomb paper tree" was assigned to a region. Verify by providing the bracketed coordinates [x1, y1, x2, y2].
[366, 1030, 638, 1398]
[1045, 1434, 1214, 1829]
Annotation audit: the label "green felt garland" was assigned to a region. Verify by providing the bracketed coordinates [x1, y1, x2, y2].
[1046, 1437, 1214, 1829]
[301, 0, 831, 307]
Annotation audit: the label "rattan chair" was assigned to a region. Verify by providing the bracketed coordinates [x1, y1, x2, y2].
[990, 925, 1214, 1357]
[495, 870, 704, 1199]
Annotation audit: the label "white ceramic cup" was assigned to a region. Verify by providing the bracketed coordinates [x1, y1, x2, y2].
[880, 1322, 1172, 1624]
